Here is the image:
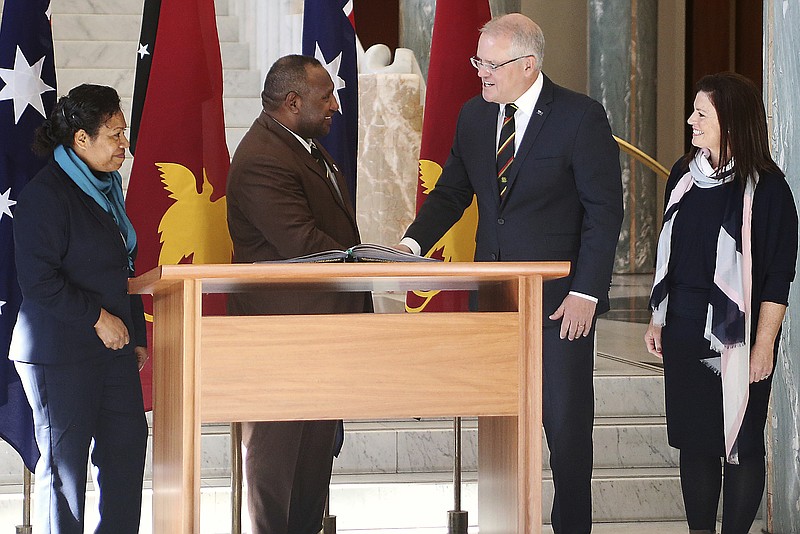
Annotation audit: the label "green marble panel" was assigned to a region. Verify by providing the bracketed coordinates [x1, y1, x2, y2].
[588, 0, 658, 274]
[764, 1, 800, 530]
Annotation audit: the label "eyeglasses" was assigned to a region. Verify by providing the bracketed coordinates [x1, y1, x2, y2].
[469, 55, 534, 72]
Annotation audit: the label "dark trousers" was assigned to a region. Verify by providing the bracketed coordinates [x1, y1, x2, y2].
[542, 321, 596, 534]
[15, 354, 147, 534]
[242, 419, 338, 534]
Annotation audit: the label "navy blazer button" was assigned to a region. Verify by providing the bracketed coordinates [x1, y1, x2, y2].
[491, 253, 497, 260]
[497, 218, 505, 225]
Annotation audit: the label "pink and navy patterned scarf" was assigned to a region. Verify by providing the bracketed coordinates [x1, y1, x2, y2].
[650, 149, 756, 464]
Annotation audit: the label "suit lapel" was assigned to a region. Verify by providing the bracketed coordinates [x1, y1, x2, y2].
[64, 175, 129, 257]
[501, 75, 554, 207]
[262, 115, 358, 227]
[313, 140, 357, 224]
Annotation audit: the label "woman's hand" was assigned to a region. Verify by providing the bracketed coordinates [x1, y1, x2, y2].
[749, 301, 787, 383]
[644, 320, 663, 358]
[134, 346, 149, 371]
[749, 342, 774, 383]
[93, 307, 130, 350]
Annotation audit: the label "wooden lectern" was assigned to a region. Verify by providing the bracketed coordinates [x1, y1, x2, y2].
[129, 261, 569, 533]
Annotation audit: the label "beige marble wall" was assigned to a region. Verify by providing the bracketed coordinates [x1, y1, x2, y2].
[521, 0, 588, 94]
[356, 73, 423, 246]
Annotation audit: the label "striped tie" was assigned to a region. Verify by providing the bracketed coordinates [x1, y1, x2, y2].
[496, 103, 517, 198]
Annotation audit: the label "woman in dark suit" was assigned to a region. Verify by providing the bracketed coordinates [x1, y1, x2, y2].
[10, 84, 148, 533]
[645, 72, 797, 534]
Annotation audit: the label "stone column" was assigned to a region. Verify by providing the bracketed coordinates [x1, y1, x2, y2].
[356, 49, 424, 247]
[357, 48, 425, 313]
[588, 0, 658, 274]
[399, 0, 521, 79]
[764, 2, 800, 531]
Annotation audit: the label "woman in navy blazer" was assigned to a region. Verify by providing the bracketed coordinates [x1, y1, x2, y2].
[10, 84, 148, 533]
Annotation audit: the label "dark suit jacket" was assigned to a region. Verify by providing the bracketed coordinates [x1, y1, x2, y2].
[10, 158, 146, 364]
[406, 75, 623, 315]
[226, 112, 371, 315]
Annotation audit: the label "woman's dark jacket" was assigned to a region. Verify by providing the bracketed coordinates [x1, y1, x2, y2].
[9, 158, 146, 364]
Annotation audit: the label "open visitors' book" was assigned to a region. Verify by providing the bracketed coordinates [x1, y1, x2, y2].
[274, 243, 439, 264]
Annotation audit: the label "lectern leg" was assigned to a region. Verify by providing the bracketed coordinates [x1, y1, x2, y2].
[478, 416, 518, 533]
[516, 276, 543, 532]
[448, 417, 468, 534]
[478, 275, 543, 534]
[323, 495, 336, 533]
[231, 421, 243, 534]
[151, 280, 202, 533]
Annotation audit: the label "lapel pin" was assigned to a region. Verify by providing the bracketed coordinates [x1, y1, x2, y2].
[536, 109, 543, 116]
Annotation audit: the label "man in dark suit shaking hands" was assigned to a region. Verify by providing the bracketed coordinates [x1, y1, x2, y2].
[397, 14, 623, 534]
[227, 55, 371, 534]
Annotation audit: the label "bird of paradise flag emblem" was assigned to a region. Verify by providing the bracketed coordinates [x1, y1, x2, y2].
[155, 162, 232, 266]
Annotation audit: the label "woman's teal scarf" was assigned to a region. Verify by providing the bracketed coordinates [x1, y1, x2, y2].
[54, 144, 137, 271]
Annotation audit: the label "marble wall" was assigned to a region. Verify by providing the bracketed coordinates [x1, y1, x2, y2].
[764, 1, 800, 531]
[231, 0, 303, 78]
[356, 48, 425, 313]
[356, 71, 423, 246]
[588, 0, 658, 274]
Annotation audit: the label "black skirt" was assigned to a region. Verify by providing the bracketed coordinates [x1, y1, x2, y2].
[661, 312, 774, 458]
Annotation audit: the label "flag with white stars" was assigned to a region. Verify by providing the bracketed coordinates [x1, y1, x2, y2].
[302, 0, 359, 208]
[0, 0, 56, 472]
[130, 0, 161, 153]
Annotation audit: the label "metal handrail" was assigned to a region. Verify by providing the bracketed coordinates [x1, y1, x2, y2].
[613, 135, 670, 180]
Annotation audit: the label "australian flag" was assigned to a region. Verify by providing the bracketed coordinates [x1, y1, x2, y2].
[0, 0, 57, 472]
[302, 0, 359, 208]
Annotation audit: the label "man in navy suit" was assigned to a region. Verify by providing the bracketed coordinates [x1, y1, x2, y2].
[398, 13, 623, 533]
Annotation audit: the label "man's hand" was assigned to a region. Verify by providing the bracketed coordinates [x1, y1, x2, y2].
[94, 308, 130, 350]
[644, 320, 663, 358]
[134, 346, 149, 371]
[549, 294, 597, 340]
[391, 244, 412, 253]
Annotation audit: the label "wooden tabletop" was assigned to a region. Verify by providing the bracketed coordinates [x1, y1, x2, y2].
[129, 261, 572, 294]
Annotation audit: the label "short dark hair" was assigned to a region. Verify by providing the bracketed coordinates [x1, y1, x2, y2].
[32, 84, 122, 156]
[685, 72, 782, 185]
[261, 55, 323, 111]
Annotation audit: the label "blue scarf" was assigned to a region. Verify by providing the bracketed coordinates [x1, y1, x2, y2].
[54, 145, 137, 271]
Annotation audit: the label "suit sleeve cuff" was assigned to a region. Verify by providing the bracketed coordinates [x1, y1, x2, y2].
[399, 237, 421, 256]
[569, 291, 598, 303]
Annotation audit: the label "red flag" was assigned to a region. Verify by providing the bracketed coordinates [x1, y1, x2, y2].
[126, 0, 232, 409]
[405, 0, 491, 312]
